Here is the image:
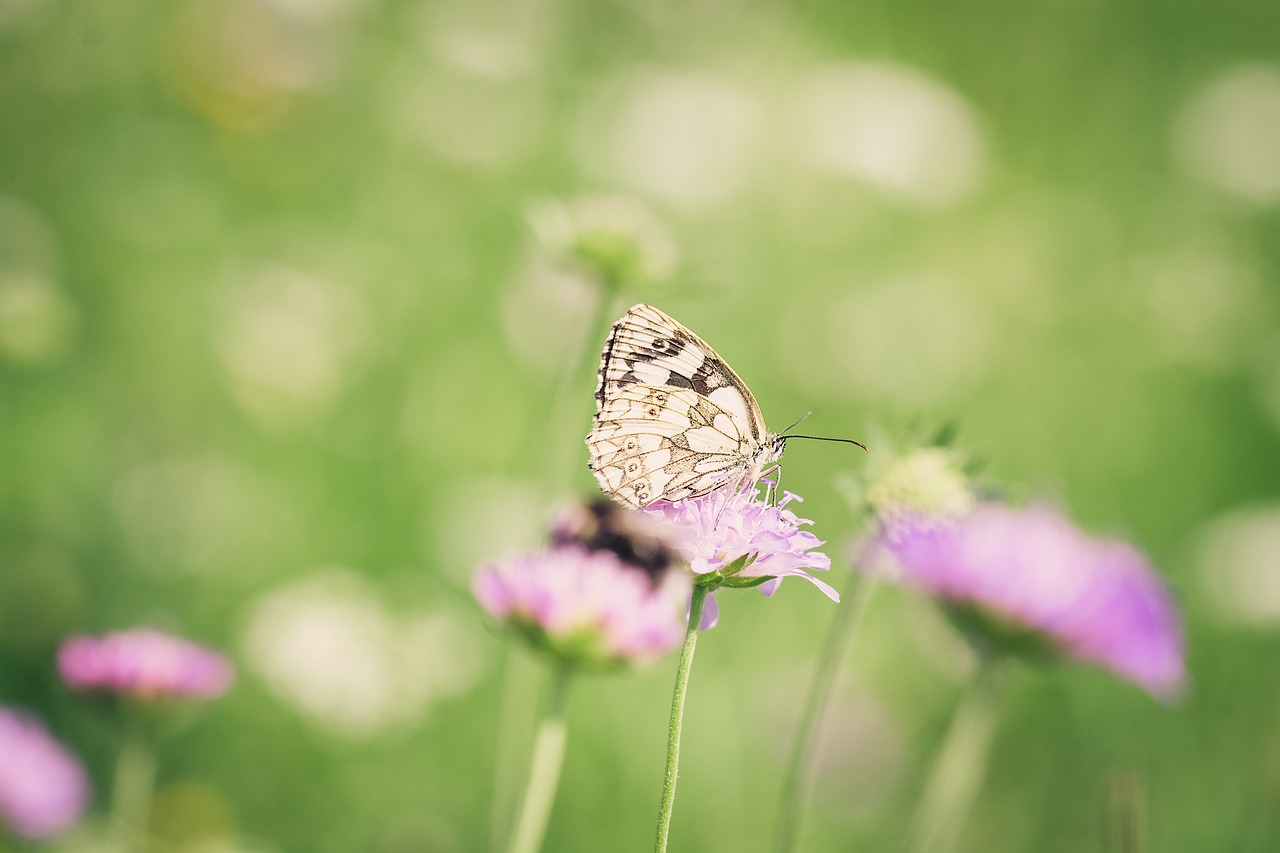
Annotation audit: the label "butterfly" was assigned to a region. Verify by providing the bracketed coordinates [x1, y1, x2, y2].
[586, 304, 864, 509]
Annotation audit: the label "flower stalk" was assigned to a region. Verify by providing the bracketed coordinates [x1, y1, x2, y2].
[478, 508, 688, 853]
[508, 662, 573, 853]
[655, 583, 709, 853]
[773, 568, 877, 853]
[1104, 769, 1148, 853]
[909, 660, 1007, 853]
[111, 724, 156, 853]
[543, 283, 617, 500]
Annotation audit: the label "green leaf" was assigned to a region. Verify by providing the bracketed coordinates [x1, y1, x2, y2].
[718, 552, 758, 578]
[931, 420, 960, 448]
[721, 575, 776, 589]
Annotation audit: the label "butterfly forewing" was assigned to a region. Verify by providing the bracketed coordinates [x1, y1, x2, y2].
[595, 304, 767, 444]
[588, 304, 777, 508]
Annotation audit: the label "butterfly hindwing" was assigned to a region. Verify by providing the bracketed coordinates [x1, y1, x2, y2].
[588, 385, 747, 508]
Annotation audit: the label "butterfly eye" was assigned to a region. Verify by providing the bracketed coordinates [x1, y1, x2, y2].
[626, 461, 639, 473]
[645, 405, 660, 417]
[625, 439, 639, 451]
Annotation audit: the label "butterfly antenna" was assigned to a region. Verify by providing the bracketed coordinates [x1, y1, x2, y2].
[782, 435, 869, 452]
[779, 412, 813, 436]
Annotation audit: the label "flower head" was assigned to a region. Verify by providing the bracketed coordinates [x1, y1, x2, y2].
[58, 629, 234, 702]
[526, 194, 677, 287]
[474, 546, 689, 668]
[0, 707, 89, 840]
[880, 504, 1186, 699]
[866, 446, 974, 527]
[644, 487, 838, 629]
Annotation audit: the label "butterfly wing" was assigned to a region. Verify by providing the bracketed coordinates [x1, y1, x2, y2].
[587, 383, 751, 508]
[595, 304, 768, 445]
[588, 304, 773, 507]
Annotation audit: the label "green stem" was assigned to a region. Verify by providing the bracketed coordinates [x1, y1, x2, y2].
[489, 647, 530, 852]
[542, 278, 618, 501]
[1104, 769, 1148, 853]
[655, 584, 709, 853]
[111, 724, 156, 853]
[909, 661, 1007, 853]
[493, 280, 615, 848]
[508, 663, 574, 853]
[773, 569, 877, 853]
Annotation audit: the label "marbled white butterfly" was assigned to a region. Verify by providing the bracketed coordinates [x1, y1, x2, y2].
[586, 304, 864, 508]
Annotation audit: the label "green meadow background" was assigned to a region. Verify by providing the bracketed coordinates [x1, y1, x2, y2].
[2, 0, 1279, 851]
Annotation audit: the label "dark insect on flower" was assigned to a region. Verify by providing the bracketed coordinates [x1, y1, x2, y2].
[550, 499, 684, 584]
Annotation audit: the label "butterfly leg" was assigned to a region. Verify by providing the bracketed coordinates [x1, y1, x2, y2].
[758, 463, 782, 506]
[710, 475, 754, 529]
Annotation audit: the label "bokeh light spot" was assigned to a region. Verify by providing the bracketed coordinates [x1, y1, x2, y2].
[577, 70, 764, 209]
[1134, 247, 1264, 372]
[0, 272, 75, 365]
[241, 570, 486, 739]
[1196, 505, 1280, 625]
[217, 266, 373, 428]
[1174, 64, 1280, 205]
[790, 63, 986, 208]
[431, 477, 543, 585]
[111, 457, 298, 577]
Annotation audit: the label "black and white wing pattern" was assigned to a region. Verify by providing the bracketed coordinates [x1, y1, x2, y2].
[586, 304, 782, 509]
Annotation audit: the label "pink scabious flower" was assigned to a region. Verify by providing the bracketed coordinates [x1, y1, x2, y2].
[0, 707, 89, 840]
[58, 629, 234, 702]
[879, 504, 1186, 699]
[474, 546, 690, 667]
[644, 487, 837, 629]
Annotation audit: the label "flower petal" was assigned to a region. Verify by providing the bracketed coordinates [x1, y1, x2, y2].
[698, 592, 720, 630]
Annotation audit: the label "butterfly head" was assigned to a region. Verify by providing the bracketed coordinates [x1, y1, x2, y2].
[740, 433, 787, 485]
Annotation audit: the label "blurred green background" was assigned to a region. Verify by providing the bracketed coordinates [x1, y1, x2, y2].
[2, 0, 1279, 851]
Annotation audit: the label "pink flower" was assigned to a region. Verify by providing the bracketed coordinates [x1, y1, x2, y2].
[0, 707, 89, 840]
[474, 547, 689, 667]
[880, 504, 1186, 699]
[643, 487, 837, 627]
[58, 629, 234, 702]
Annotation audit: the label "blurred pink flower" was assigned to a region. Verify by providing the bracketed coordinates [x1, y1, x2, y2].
[0, 707, 89, 840]
[880, 504, 1186, 699]
[58, 629, 234, 702]
[474, 546, 689, 667]
[644, 487, 837, 629]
